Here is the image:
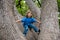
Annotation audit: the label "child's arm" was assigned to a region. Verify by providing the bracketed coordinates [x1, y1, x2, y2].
[16, 20, 21, 23]
[36, 20, 41, 24]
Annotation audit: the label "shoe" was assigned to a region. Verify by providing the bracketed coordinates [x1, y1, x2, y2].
[37, 29, 41, 35]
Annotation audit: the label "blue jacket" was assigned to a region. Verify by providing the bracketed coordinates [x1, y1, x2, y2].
[21, 17, 37, 25]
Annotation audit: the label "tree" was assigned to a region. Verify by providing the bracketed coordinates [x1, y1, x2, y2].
[0, 0, 59, 40]
[38, 0, 59, 40]
[0, 0, 26, 40]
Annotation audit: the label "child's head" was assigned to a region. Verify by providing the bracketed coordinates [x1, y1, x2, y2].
[26, 10, 32, 18]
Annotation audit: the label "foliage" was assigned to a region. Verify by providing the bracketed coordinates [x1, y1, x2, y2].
[15, 0, 41, 16]
[15, 0, 60, 14]
[15, 0, 29, 16]
[57, 0, 60, 12]
[57, 0, 60, 27]
[58, 13, 60, 27]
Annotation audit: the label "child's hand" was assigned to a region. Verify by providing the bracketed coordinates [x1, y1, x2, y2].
[16, 20, 20, 23]
[39, 21, 41, 24]
[36, 20, 41, 24]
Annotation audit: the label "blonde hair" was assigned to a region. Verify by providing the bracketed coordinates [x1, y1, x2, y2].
[26, 10, 31, 14]
[26, 10, 32, 18]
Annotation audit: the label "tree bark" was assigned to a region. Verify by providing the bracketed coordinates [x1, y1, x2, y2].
[0, 0, 27, 40]
[38, 0, 59, 40]
[14, 5, 24, 32]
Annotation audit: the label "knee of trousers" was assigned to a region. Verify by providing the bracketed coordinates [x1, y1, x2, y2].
[25, 28, 28, 32]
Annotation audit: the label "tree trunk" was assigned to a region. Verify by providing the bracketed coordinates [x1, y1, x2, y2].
[57, 30, 60, 40]
[38, 0, 59, 40]
[14, 5, 24, 32]
[0, 0, 27, 40]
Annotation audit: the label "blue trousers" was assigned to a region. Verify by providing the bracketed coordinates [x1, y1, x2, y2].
[23, 24, 39, 36]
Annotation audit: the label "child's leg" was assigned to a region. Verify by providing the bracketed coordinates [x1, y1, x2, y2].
[23, 25, 28, 36]
[28, 25, 32, 31]
[29, 24, 39, 32]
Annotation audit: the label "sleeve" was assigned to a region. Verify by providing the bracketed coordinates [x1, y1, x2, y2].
[20, 17, 25, 22]
[32, 18, 37, 22]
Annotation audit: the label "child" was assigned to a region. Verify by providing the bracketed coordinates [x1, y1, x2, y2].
[16, 10, 41, 36]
